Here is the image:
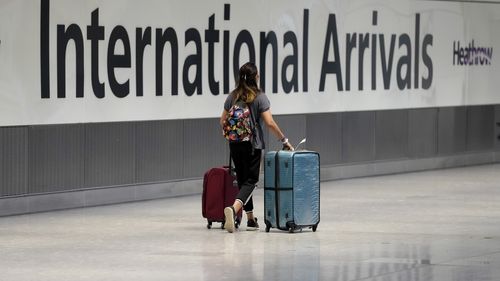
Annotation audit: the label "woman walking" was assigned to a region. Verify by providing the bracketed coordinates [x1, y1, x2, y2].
[220, 62, 294, 233]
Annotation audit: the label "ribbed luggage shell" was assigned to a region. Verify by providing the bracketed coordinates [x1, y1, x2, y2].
[264, 150, 320, 232]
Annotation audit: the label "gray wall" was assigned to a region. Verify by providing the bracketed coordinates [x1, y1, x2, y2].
[1, 105, 499, 214]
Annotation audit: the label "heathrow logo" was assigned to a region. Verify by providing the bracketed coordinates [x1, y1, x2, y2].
[453, 40, 493, 66]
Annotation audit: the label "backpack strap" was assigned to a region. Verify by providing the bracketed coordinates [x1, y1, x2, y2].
[246, 102, 255, 131]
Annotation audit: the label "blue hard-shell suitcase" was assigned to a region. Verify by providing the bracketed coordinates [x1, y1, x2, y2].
[264, 150, 320, 233]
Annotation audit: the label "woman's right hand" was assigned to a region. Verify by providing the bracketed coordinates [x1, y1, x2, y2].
[282, 141, 294, 151]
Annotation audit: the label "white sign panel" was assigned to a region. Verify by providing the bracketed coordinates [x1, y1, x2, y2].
[0, 0, 499, 126]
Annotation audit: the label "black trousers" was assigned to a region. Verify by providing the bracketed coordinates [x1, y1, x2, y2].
[229, 142, 262, 213]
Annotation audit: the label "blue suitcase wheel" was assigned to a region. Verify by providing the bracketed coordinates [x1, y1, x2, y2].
[265, 220, 271, 232]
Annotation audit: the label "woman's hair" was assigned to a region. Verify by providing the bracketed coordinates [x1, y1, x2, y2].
[232, 62, 260, 103]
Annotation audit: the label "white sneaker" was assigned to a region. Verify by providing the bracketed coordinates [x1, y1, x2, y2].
[224, 207, 235, 233]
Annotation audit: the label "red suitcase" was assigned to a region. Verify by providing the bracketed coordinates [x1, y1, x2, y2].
[202, 165, 242, 229]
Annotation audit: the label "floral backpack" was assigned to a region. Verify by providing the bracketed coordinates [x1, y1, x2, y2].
[223, 100, 254, 142]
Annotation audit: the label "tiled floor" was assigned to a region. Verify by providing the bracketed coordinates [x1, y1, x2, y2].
[1, 164, 500, 281]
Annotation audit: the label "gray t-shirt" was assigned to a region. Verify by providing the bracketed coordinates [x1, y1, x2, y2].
[224, 92, 271, 149]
